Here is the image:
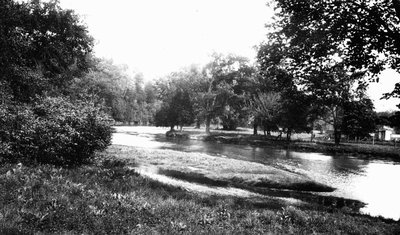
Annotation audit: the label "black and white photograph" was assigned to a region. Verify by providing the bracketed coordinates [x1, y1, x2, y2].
[1, 0, 400, 234]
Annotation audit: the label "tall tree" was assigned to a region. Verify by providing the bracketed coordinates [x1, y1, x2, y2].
[200, 53, 255, 134]
[257, 42, 316, 140]
[0, 0, 93, 102]
[154, 89, 194, 130]
[342, 97, 377, 140]
[269, 0, 400, 103]
[304, 65, 368, 144]
[249, 92, 281, 136]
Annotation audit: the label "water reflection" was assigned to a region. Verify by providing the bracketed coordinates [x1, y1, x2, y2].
[112, 131, 400, 220]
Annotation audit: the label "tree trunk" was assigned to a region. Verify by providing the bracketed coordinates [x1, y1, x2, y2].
[334, 129, 341, 145]
[276, 131, 282, 140]
[253, 122, 258, 135]
[195, 119, 201, 129]
[286, 129, 292, 141]
[205, 116, 211, 135]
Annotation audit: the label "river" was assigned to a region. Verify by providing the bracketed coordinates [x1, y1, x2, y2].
[112, 126, 400, 221]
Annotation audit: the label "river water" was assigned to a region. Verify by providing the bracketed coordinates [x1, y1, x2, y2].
[112, 126, 400, 221]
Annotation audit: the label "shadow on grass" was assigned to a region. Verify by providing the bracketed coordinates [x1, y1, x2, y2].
[157, 168, 364, 213]
[158, 169, 230, 187]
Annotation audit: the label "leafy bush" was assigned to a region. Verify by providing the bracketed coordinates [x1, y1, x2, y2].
[0, 97, 113, 165]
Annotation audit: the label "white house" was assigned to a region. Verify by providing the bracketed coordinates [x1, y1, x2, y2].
[376, 126, 394, 141]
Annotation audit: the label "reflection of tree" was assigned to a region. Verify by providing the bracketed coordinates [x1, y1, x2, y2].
[287, 151, 367, 179]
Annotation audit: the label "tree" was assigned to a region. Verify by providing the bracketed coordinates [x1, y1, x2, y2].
[390, 111, 400, 131]
[154, 90, 194, 130]
[269, 0, 400, 103]
[258, 24, 375, 143]
[304, 65, 368, 144]
[342, 97, 377, 140]
[0, 1, 113, 165]
[71, 58, 131, 122]
[154, 68, 199, 130]
[249, 92, 281, 136]
[199, 53, 255, 134]
[144, 81, 156, 104]
[278, 90, 313, 141]
[0, 0, 93, 102]
[257, 43, 316, 140]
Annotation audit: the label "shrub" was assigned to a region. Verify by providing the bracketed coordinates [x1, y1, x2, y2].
[0, 96, 113, 165]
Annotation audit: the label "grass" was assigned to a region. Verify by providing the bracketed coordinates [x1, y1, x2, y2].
[1, 149, 399, 234]
[108, 145, 334, 193]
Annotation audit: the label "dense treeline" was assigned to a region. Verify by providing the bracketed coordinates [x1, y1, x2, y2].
[98, 52, 398, 143]
[0, 0, 112, 165]
[150, 54, 397, 143]
[2, 0, 400, 167]
[71, 57, 159, 125]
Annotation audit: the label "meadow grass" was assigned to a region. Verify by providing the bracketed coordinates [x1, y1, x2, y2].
[109, 145, 334, 193]
[0, 151, 399, 234]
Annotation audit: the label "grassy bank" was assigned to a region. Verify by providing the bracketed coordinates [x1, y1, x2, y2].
[205, 134, 400, 161]
[108, 145, 334, 193]
[1, 149, 399, 234]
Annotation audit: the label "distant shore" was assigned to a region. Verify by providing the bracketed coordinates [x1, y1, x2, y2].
[204, 133, 400, 161]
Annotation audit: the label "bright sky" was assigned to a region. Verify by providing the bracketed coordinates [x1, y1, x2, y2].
[60, 0, 272, 78]
[59, 0, 399, 112]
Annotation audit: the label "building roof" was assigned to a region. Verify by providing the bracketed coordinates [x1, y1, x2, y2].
[378, 125, 394, 131]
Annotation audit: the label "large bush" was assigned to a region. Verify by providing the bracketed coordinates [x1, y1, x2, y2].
[0, 97, 113, 165]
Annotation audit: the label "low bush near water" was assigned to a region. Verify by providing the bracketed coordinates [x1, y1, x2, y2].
[0, 96, 113, 165]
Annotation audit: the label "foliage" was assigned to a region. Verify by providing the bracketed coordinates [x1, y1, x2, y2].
[154, 65, 205, 130]
[70, 58, 157, 124]
[375, 111, 395, 127]
[0, 96, 113, 166]
[305, 65, 369, 144]
[155, 89, 195, 130]
[257, 43, 316, 140]
[342, 97, 377, 139]
[278, 90, 313, 140]
[199, 53, 256, 133]
[258, 21, 377, 143]
[269, 0, 400, 103]
[249, 92, 281, 135]
[0, 0, 93, 102]
[390, 111, 400, 131]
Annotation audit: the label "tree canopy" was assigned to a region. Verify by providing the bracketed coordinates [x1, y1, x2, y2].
[0, 0, 93, 102]
[269, 0, 400, 101]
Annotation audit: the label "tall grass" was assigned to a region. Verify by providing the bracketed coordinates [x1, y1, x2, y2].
[0, 157, 399, 234]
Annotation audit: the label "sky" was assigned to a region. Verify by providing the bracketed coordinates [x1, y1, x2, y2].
[59, 0, 399, 112]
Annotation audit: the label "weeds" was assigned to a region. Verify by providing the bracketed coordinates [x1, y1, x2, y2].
[0, 156, 399, 234]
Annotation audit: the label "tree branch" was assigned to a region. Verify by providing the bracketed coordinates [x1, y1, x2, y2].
[392, 0, 400, 21]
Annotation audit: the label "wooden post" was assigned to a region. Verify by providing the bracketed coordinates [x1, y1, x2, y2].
[369, 133, 375, 145]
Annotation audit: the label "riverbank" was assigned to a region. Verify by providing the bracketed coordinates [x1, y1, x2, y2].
[114, 126, 400, 161]
[1, 150, 399, 234]
[205, 134, 400, 161]
[109, 145, 335, 193]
